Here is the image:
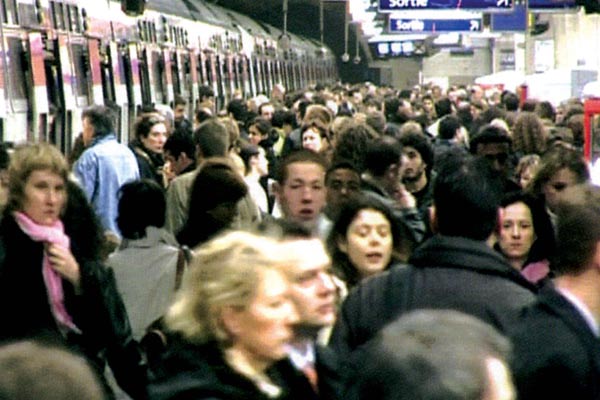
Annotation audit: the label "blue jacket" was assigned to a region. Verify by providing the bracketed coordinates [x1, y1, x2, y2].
[74, 134, 139, 236]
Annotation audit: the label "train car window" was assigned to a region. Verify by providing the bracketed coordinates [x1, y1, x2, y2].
[67, 5, 81, 33]
[52, 2, 65, 30]
[17, 2, 37, 26]
[3, 0, 19, 25]
[151, 50, 165, 104]
[70, 43, 90, 102]
[7, 38, 27, 100]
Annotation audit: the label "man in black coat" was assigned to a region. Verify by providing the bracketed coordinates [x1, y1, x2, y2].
[329, 151, 537, 358]
[510, 184, 600, 400]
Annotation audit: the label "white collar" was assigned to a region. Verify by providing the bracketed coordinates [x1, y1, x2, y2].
[556, 287, 600, 337]
[287, 340, 315, 370]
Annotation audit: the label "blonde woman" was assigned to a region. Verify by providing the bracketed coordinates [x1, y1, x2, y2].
[149, 231, 318, 400]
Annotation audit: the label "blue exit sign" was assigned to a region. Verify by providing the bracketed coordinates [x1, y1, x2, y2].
[379, 0, 512, 11]
[389, 17, 482, 32]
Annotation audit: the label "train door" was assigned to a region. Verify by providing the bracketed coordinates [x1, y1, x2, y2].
[149, 47, 166, 106]
[583, 98, 600, 165]
[226, 53, 235, 99]
[241, 54, 250, 98]
[2, 32, 31, 143]
[247, 55, 257, 98]
[188, 49, 199, 119]
[139, 45, 153, 106]
[162, 47, 174, 108]
[117, 43, 143, 142]
[103, 41, 128, 142]
[27, 32, 50, 143]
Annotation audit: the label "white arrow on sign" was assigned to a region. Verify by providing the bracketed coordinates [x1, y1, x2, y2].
[496, 0, 510, 6]
[470, 20, 480, 30]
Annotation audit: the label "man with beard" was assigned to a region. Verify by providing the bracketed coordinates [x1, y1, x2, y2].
[399, 133, 435, 213]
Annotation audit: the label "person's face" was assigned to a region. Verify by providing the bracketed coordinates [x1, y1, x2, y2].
[250, 148, 269, 177]
[22, 169, 66, 226]
[423, 98, 434, 113]
[248, 124, 265, 146]
[338, 209, 393, 279]
[477, 143, 510, 174]
[519, 166, 535, 189]
[174, 104, 186, 120]
[82, 117, 94, 146]
[277, 162, 326, 231]
[402, 146, 427, 181]
[302, 128, 324, 153]
[499, 202, 535, 267]
[227, 268, 299, 366]
[326, 168, 361, 210]
[260, 105, 275, 121]
[0, 169, 9, 209]
[284, 239, 337, 328]
[542, 167, 579, 212]
[164, 150, 189, 176]
[141, 122, 168, 154]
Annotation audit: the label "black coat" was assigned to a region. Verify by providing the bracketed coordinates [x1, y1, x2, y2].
[510, 285, 600, 400]
[149, 340, 319, 400]
[329, 235, 537, 358]
[0, 214, 147, 399]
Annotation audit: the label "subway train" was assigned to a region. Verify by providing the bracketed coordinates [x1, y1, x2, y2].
[0, 0, 338, 153]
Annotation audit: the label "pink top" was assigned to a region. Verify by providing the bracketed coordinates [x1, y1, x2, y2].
[521, 259, 550, 284]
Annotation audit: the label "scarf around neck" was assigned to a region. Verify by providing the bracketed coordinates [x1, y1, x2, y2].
[13, 211, 81, 335]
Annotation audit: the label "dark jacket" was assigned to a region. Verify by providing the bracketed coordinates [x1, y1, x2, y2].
[131, 142, 165, 187]
[329, 235, 537, 358]
[510, 285, 600, 400]
[149, 340, 319, 400]
[0, 214, 147, 399]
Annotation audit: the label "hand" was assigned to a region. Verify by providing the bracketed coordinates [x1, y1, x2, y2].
[394, 183, 417, 209]
[46, 243, 81, 291]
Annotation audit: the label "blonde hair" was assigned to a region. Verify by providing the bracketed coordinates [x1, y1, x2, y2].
[7, 142, 69, 213]
[165, 231, 295, 344]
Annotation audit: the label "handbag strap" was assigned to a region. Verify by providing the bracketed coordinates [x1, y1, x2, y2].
[174, 248, 186, 290]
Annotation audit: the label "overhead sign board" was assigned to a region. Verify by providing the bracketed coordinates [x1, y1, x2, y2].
[379, 0, 513, 12]
[389, 17, 482, 32]
[528, 0, 577, 11]
[491, 2, 527, 31]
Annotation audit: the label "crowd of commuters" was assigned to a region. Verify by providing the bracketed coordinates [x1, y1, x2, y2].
[0, 79, 598, 400]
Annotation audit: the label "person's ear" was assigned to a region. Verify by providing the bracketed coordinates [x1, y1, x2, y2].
[273, 181, 282, 201]
[429, 205, 438, 234]
[337, 235, 348, 254]
[221, 306, 243, 338]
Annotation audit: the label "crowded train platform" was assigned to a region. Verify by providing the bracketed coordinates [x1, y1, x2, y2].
[2, 0, 600, 400]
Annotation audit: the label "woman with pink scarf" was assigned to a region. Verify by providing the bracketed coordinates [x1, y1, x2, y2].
[0, 143, 147, 399]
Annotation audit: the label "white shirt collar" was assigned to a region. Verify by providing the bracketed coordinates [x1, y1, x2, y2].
[557, 287, 600, 337]
[287, 340, 315, 370]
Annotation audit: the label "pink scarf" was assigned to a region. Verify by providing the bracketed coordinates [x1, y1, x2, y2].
[14, 211, 80, 335]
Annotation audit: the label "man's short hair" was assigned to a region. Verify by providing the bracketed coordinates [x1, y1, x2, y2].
[434, 150, 502, 240]
[469, 124, 512, 154]
[82, 106, 114, 138]
[0, 341, 106, 400]
[164, 131, 196, 161]
[502, 91, 520, 112]
[193, 118, 229, 158]
[350, 309, 512, 400]
[174, 95, 187, 107]
[553, 184, 600, 276]
[198, 85, 214, 100]
[275, 149, 328, 184]
[438, 115, 462, 140]
[364, 136, 402, 177]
